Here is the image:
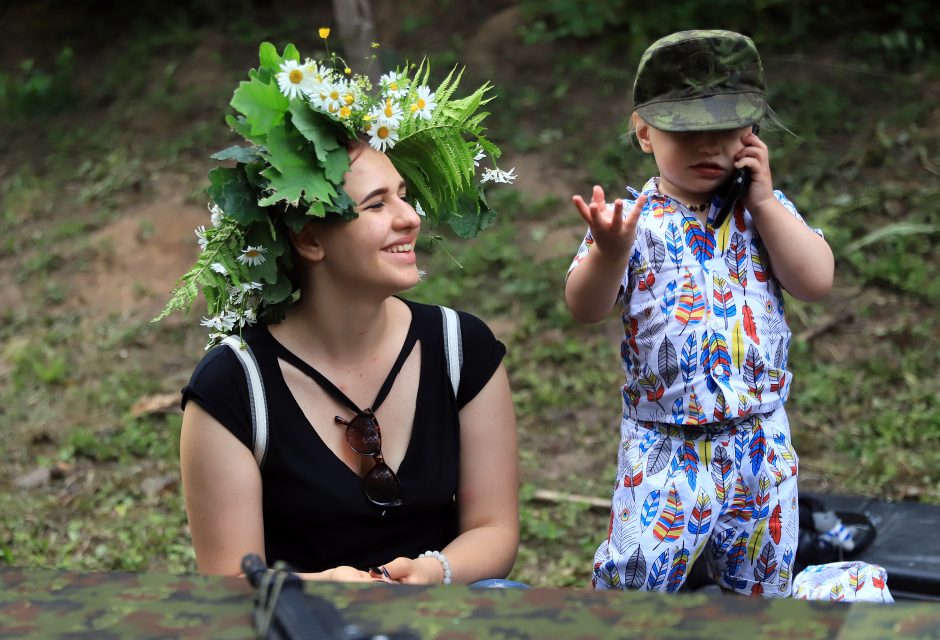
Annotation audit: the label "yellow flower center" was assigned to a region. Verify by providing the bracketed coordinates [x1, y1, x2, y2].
[377, 125, 390, 139]
[383, 99, 395, 118]
[289, 69, 303, 84]
[389, 81, 399, 91]
[329, 90, 340, 101]
[246, 250, 261, 258]
[343, 93, 355, 106]
[339, 106, 351, 118]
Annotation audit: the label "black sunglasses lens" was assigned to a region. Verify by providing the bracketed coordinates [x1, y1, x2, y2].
[346, 413, 381, 455]
[364, 461, 403, 507]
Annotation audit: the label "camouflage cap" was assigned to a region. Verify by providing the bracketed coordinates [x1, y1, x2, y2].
[633, 30, 766, 132]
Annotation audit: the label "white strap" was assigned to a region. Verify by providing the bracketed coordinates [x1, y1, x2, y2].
[439, 306, 462, 398]
[222, 335, 268, 467]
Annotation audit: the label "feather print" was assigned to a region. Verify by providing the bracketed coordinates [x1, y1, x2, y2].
[614, 499, 637, 555]
[623, 459, 644, 500]
[726, 531, 750, 577]
[751, 238, 768, 283]
[698, 440, 711, 469]
[723, 575, 750, 592]
[666, 544, 690, 593]
[749, 418, 767, 477]
[646, 550, 670, 591]
[644, 229, 666, 273]
[744, 345, 766, 401]
[750, 583, 764, 597]
[689, 490, 713, 545]
[640, 489, 661, 531]
[850, 563, 865, 594]
[761, 295, 784, 336]
[734, 429, 747, 469]
[602, 558, 622, 590]
[627, 317, 640, 355]
[635, 306, 666, 351]
[660, 279, 677, 317]
[713, 389, 729, 422]
[754, 473, 771, 521]
[779, 548, 793, 592]
[653, 484, 685, 546]
[675, 268, 705, 331]
[680, 440, 700, 492]
[748, 519, 768, 563]
[712, 274, 736, 329]
[711, 446, 732, 506]
[774, 338, 785, 369]
[773, 432, 799, 476]
[680, 334, 697, 389]
[715, 215, 731, 254]
[623, 545, 648, 590]
[637, 366, 666, 410]
[646, 436, 673, 476]
[622, 384, 641, 409]
[731, 320, 745, 372]
[671, 398, 685, 425]
[709, 332, 733, 381]
[638, 429, 658, 456]
[737, 391, 753, 417]
[657, 338, 679, 388]
[742, 302, 760, 344]
[687, 392, 705, 426]
[711, 528, 736, 559]
[830, 583, 845, 602]
[769, 368, 786, 393]
[734, 202, 746, 232]
[682, 216, 714, 266]
[636, 259, 656, 293]
[731, 474, 753, 523]
[666, 221, 683, 270]
[753, 542, 778, 583]
[725, 232, 748, 293]
[769, 504, 782, 545]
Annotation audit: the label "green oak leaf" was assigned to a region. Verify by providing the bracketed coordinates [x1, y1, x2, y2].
[230, 76, 289, 137]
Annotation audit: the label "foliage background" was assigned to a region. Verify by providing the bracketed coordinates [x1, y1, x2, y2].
[1, 0, 938, 587]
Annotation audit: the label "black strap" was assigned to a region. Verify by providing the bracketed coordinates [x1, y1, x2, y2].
[273, 325, 418, 416]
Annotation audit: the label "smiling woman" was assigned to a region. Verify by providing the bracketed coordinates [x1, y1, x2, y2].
[157, 35, 520, 585]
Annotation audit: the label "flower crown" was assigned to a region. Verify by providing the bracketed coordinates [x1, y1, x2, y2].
[156, 31, 515, 347]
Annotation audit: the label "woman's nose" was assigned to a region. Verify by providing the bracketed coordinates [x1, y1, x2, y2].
[395, 198, 421, 228]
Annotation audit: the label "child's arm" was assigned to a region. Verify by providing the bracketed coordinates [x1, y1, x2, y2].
[565, 186, 646, 323]
[737, 130, 834, 301]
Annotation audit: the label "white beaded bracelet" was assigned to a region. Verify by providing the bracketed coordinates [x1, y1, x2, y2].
[419, 550, 452, 585]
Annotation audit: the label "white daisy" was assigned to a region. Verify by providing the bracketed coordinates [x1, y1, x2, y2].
[210, 262, 228, 275]
[319, 80, 346, 115]
[371, 97, 403, 127]
[195, 226, 208, 250]
[481, 167, 517, 184]
[208, 203, 224, 227]
[275, 59, 309, 100]
[237, 245, 267, 266]
[368, 121, 399, 152]
[409, 86, 436, 120]
[301, 59, 330, 99]
[220, 311, 240, 331]
[242, 308, 258, 325]
[380, 71, 407, 98]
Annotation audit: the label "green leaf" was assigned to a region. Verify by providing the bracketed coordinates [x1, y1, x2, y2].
[283, 43, 300, 63]
[211, 145, 263, 164]
[288, 103, 342, 162]
[259, 127, 338, 207]
[230, 76, 289, 137]
[841, 222, 940, 255]
[324, 147, 350, 184]
[208, 167, 268, 225]
[259, 42, 280, 71]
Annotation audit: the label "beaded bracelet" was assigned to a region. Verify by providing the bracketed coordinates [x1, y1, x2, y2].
[419, 550, 452, 585]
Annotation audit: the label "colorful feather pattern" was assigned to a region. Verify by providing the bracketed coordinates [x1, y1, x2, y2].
[730, 474, 753, 523]
[639, 490, 661, 531]
[671, 398, 685, 425]
[708, 331, 732, 382]
[675, 268, 705, 331]
[751, 238, 768, 283]
[646, 436, 673, 476]
[710, 445, 732, 505]
[749, 419, 767, 476]
[689, 490, 713, 543]
[644, 229, 666, 273]
[731, 320, 745, 372]
[660, 279, 677, 317]
[682, 216, 715, 266]
[680, 439, 700, 491]
[636, 259, 656, 293]
[653, 484, 685, 545]
[769, 504, 782, 545]
[680, 334, 697, 389]
[725, 232, 748, 293]
[665, 221, 683, 270]
[753, 541, 778, 583]
[726, 531, 750, 577]
[744, 345, 766, 401]
[779, 548, 793, 592]
[623, 546, 647, 589]
[742, 302, 760, 344]
[666, 544, 690, 593]
[712, 274, 736, 329]
[646, 550, 670, 591]
[687, 392, 705, 425]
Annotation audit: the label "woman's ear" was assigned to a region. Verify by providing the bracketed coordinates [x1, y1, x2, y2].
[289, 223, 326, 263]
[633, 113, 653, 153]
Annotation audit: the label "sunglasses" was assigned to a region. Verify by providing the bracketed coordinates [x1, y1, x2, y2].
[335, 409, 403, 507]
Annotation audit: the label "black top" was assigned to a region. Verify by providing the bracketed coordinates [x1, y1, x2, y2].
[181, 299, 506, 572]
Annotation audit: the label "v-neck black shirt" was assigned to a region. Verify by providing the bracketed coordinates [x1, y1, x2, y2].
[181, 299, 506, 572]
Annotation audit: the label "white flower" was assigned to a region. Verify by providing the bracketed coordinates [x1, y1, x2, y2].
[368, 121, 399, 152]
[210, 262, 228, 275]
[481, 167, 517, 184]
[237, 245, 267, 266]
[409, 86, 436, 120]
[205, 333, 227, 350]
[414, 201, 426, 217]
[208, 203, 224, 227]
[220, 311, 240, 331]
[275, 59, 311, 100]
[242, 308, 258, 325]
[473, 146, 486, 167]
[195, 226, 208, 250]
[301, 59, 330, 99]
[201, 315, 226, 331]
[380, 71, 407, 98]
[371, 97, 403, 127]
[318, 80, 349, 115]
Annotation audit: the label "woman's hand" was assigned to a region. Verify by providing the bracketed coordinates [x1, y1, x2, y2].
[380, 556, 444, 585]
[298, 566, 375, 582]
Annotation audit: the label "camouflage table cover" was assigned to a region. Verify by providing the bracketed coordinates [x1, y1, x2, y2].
[2, 567, 939, 639]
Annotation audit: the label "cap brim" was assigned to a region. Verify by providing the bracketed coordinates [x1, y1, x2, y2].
[635, 92, 766, 132]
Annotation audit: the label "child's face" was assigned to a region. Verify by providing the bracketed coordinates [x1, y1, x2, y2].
[633, 113, 751, 205]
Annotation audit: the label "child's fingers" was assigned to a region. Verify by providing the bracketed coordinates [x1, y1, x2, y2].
[571, 195, 594, 226]
[608, 199, 624, 233]
[626, 194, 647, 224]
[591, 185, 607, 208]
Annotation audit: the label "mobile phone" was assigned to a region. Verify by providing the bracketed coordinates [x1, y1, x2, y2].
[712, 124, 760, 228]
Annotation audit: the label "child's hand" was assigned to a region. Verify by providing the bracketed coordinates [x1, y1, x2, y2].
[735, 129, 775, 214]
[572, 186, 646, 258]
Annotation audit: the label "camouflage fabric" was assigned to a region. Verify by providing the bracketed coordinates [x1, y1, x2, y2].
[633, 30, 766, 132]
[3, 566, 940, 639]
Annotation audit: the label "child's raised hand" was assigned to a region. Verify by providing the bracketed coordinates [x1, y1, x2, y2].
[572, 186, 646, 258]
[736, 129, 775, 214]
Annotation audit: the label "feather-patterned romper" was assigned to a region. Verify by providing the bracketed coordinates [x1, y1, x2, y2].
[568, 178, 823, 597]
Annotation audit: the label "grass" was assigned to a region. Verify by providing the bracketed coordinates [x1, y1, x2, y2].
[1, 2, 938, 589]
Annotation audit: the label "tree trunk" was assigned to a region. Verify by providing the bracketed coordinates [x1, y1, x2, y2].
[331, 0, 379, 83]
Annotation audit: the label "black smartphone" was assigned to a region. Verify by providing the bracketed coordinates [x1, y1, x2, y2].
[713, 124, 760, 228]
